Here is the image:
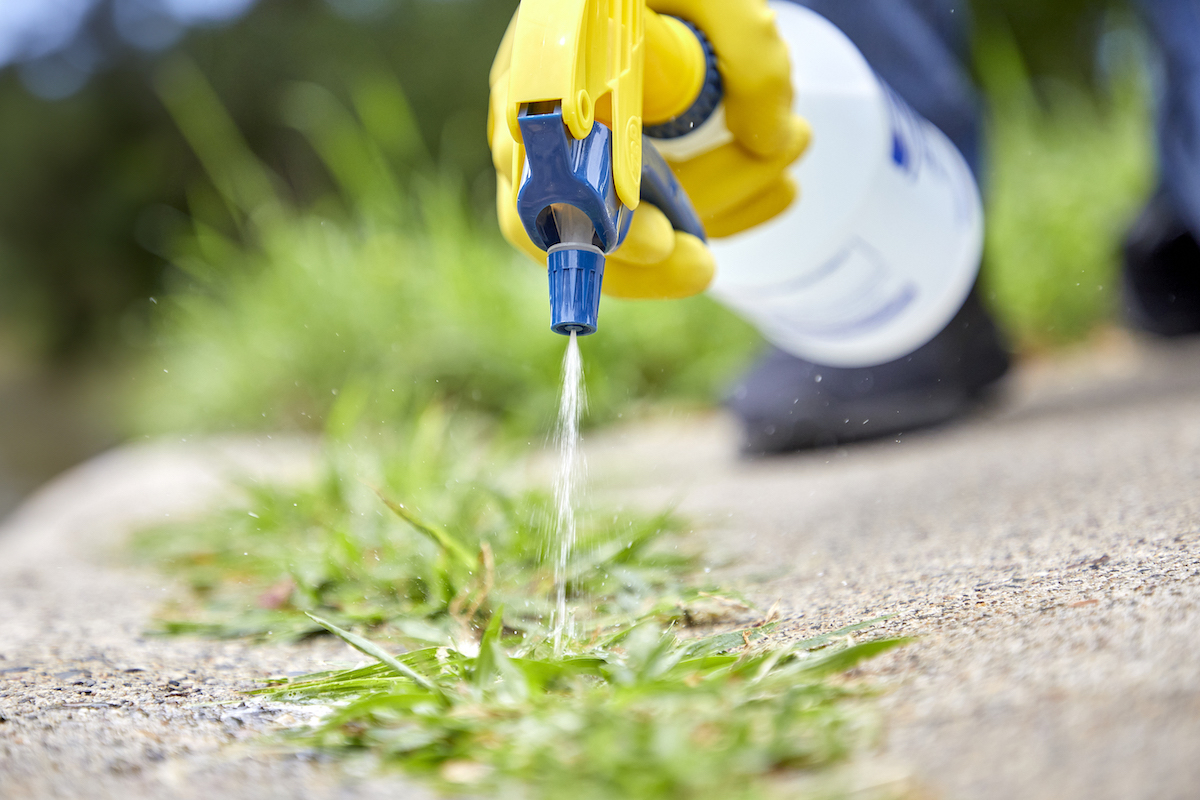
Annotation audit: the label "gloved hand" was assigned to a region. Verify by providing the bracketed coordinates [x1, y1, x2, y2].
[487, 0, 810, 300]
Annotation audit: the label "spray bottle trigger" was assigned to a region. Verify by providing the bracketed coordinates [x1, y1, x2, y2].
[516, 107, 629, 255]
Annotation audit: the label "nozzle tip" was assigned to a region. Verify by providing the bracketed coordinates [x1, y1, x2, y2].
[548, 247, 604, 336]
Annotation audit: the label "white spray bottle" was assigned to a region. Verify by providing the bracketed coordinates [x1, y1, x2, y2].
[655, 2, 984, 368]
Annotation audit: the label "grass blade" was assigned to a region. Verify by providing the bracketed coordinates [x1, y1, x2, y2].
[797, 637, 912, 678]
[473, 606, 505, 690]
[791, 616, 894, 652]
[304, 612, 441, 694]
[372, 487, 476, 570]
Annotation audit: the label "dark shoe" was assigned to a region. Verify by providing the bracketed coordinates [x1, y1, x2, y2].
[728, 291, 1010, 454]
[1122, 192, 1200, 337]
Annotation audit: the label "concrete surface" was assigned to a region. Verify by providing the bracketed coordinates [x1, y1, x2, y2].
[583, 332, 1200, 800]
[0, 437, 433, 800]
[2, 332, 1200, 799]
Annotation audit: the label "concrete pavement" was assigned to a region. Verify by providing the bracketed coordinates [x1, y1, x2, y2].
[583, 331, 1200, 799]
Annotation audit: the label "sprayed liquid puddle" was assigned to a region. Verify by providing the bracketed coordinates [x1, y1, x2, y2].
[551, 331, 586, 653]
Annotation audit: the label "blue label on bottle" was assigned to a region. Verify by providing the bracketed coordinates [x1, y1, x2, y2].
[881, 82, 926, 181]
[891, 133, 910, 171]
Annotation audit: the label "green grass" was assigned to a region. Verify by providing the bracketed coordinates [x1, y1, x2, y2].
[129, 58, 760, 441]
[133, 400, 908, 799]
[135, 404, 695, 644]
[978, 29, 1155, 349]
[261, 612, 905, 800]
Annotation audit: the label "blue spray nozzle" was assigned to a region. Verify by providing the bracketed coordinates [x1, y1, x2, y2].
[517, 106, 628, 337]
[517, 107, 629, 254]
[516, 104, 709, 337]
[548, 246, 605, 336]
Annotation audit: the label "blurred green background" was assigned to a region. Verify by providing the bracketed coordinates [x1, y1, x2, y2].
[0, 0, 1157, 512]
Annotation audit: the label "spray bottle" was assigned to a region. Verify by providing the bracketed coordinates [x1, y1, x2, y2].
[508, 1, 984, 365]
[703, 3, 985, 367]
[505, 0, 718, 335]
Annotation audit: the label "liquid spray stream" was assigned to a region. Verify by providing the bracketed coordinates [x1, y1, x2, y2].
[552, 332, 586, 654]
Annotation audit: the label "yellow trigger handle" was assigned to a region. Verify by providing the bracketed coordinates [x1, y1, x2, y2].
[505, 0, 710, 211]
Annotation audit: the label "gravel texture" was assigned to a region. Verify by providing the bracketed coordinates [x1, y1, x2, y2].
[0, 437, 433, 800]
[2, 333, 1200, 799]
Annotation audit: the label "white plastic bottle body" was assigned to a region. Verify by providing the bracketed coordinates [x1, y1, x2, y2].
[703, 3, 984, 368]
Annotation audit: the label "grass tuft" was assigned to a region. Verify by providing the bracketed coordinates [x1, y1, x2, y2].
[134, 406, 697, 644]
[262, 611, 907, 800]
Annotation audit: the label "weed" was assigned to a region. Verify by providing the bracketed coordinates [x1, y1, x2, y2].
[258, 612, 907, 800]
[135, 404, 696, 644]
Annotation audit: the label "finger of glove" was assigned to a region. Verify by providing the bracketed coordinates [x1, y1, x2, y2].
[648, 0, 794, 158]
[703, 175, 797, 238]
[604, 232, 715, 300]
[671, 115, 809, 220]
[610, 204, 674, 266]
[496, 175, 547, 266]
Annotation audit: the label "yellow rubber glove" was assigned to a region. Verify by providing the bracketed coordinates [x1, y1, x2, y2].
[487, 0, 810, 300]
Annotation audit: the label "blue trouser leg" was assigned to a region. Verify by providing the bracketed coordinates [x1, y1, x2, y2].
[1134, 0, 1200, 239]
[788, 0, 983, 177]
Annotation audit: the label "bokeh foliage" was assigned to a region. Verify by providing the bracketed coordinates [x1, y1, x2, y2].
[977, 4, 1155, 348]
[128, 52, 759, 436]
[975, 0, 1117, 88]
[0, 0, 1162, 433]
[0, 0, 519, 360]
